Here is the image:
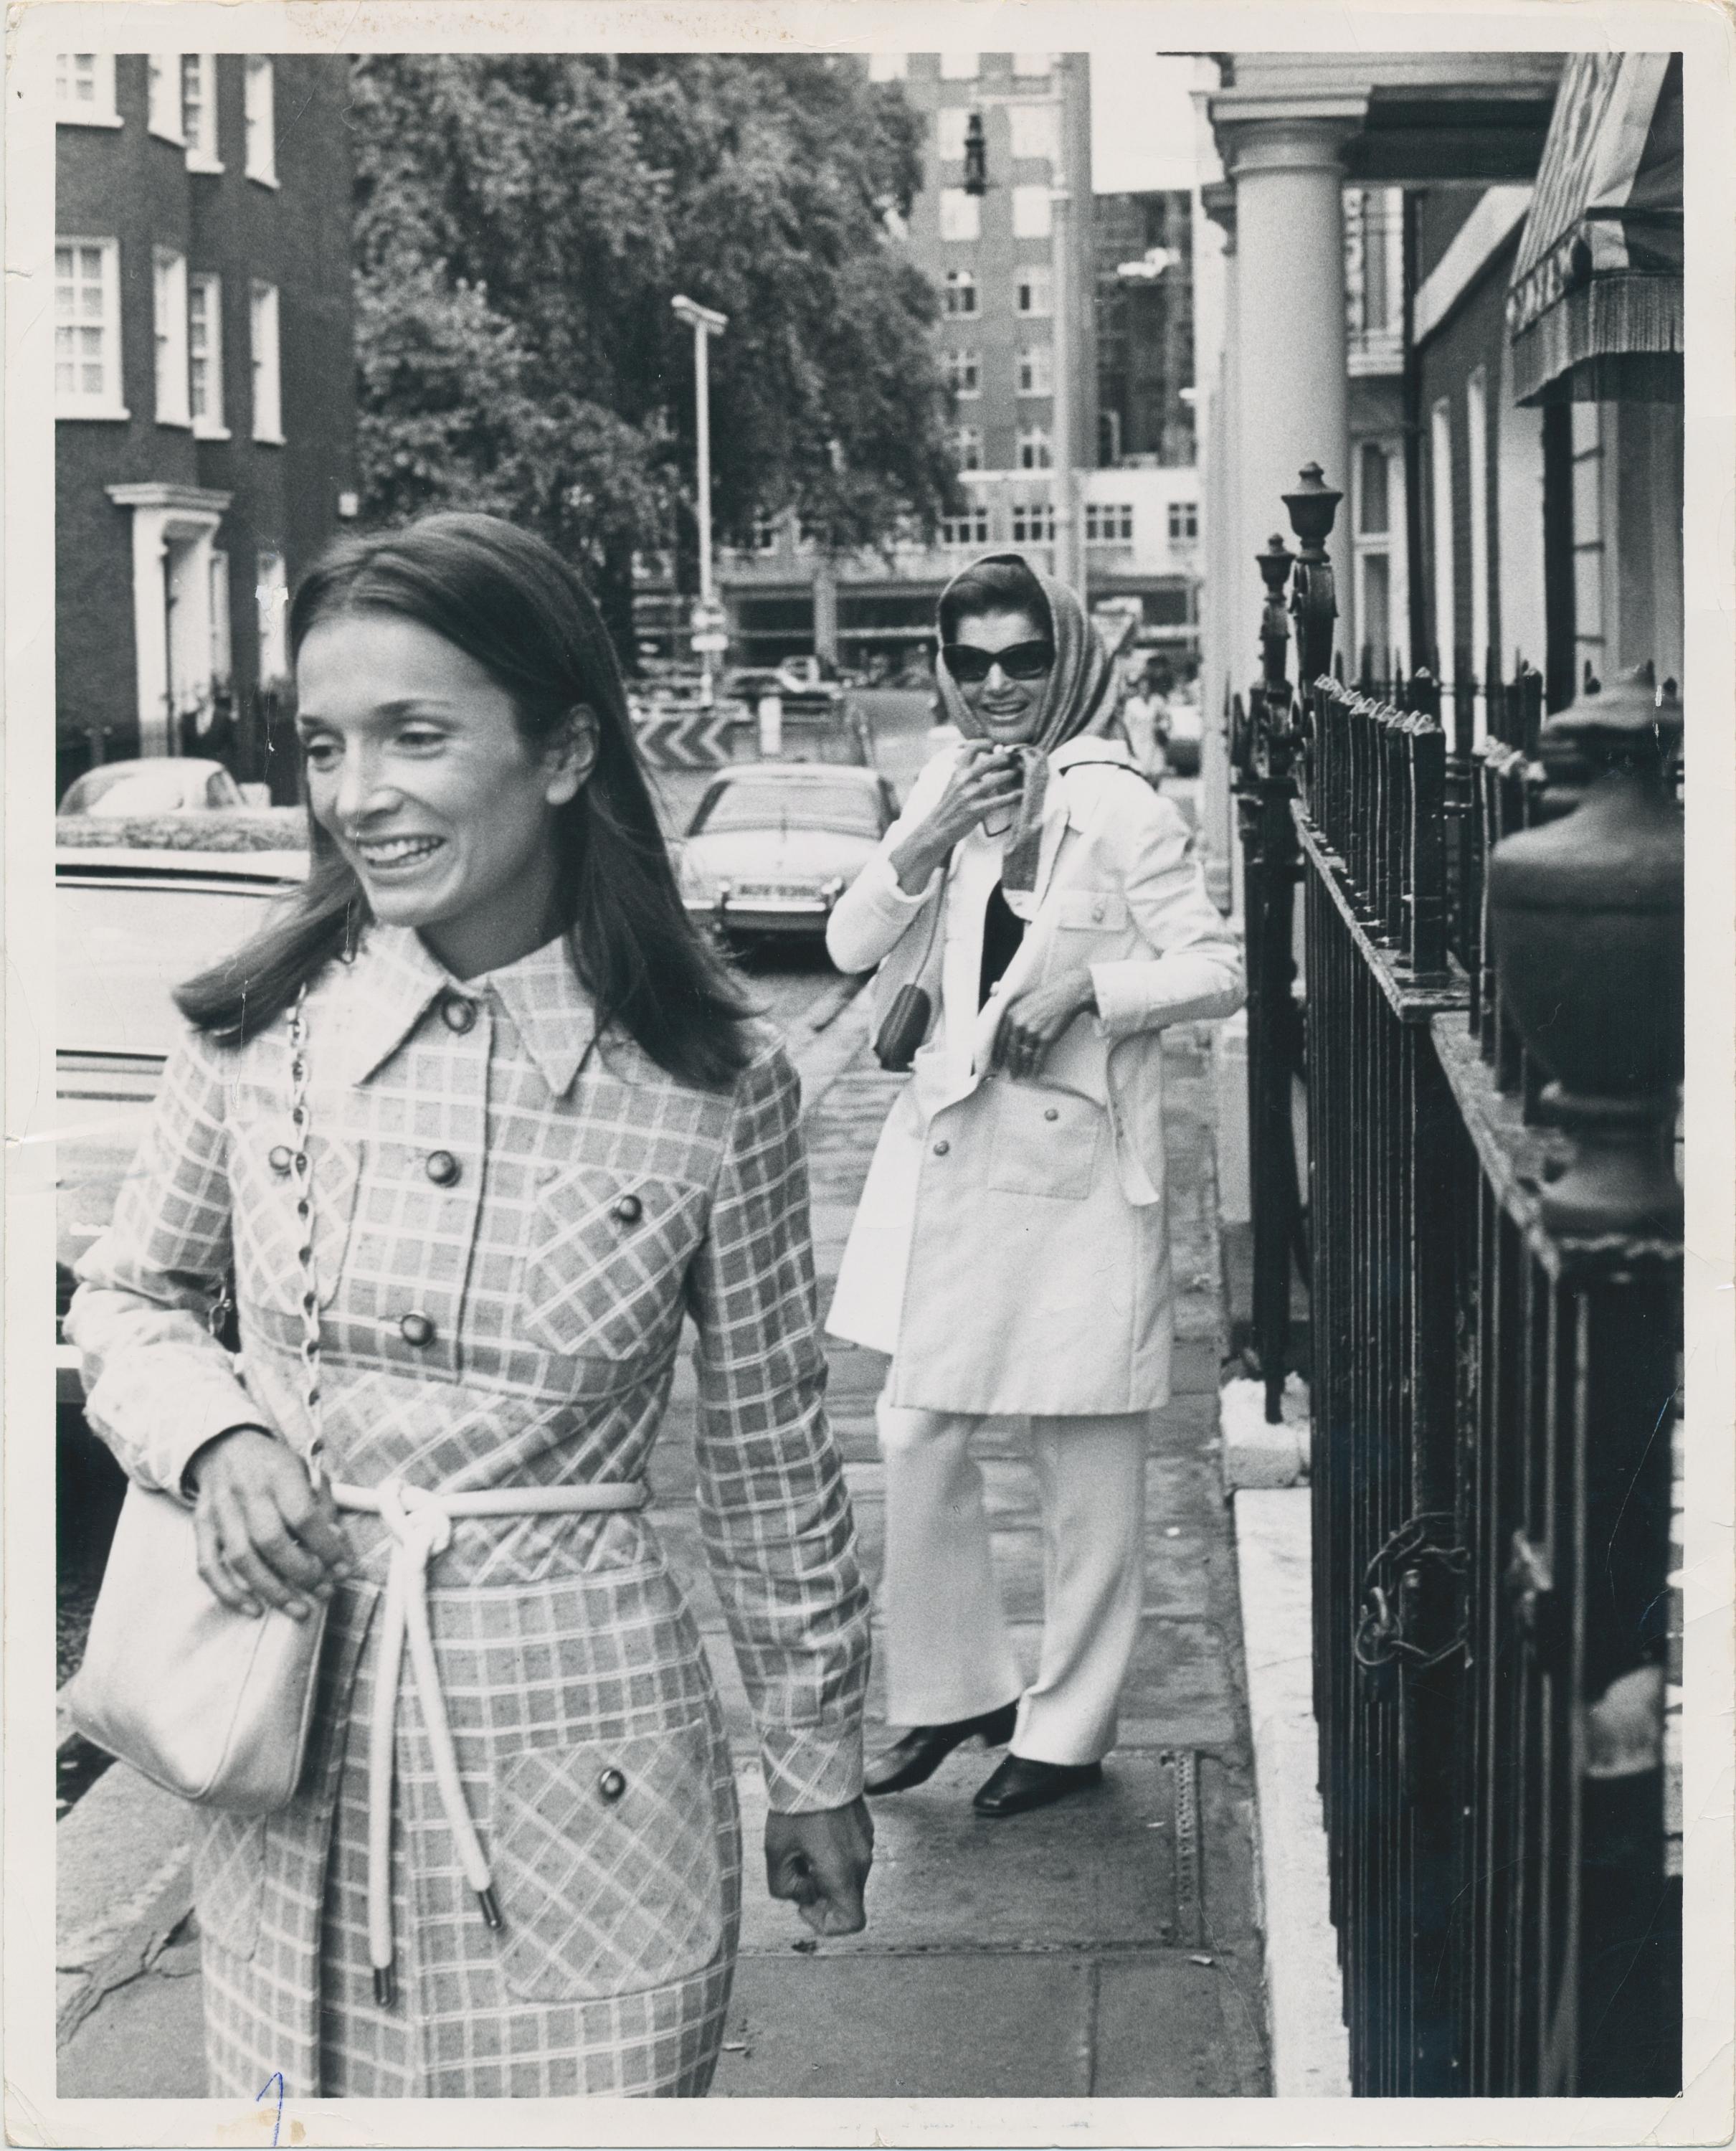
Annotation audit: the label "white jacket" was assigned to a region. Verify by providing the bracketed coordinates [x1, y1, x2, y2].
[825, 737, 1244, 1415]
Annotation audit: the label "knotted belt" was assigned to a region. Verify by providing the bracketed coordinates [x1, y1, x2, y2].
[329, 1476, 651, 2007]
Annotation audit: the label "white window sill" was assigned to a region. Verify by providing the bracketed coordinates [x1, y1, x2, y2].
[57, 405, 132, 422]
[156, 413, 194, 431]
[192, 421, 232, 440]
[246, 169, 280, 191]
[149, 126, 186, 148]
[186, 153, 225, 175]
[252, 430, 286, 448]
[57, 111, 124, 129]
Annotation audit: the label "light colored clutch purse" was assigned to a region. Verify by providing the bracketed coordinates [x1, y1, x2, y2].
[65, 985, 331, 1814]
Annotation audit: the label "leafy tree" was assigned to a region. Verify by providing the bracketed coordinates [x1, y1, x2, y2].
[350, 55, 959, 660]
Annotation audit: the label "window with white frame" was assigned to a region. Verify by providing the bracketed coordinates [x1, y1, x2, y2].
[153, 250, 190, 426]
[940, 53, 980, 79]
[1011, 501, 1056, 543]
[1086, 502, 1134, 544]
[945, 349, 980, 397]
[1017, 427, 1052, 471]
[257, 549, 290, 681]
[1352, 440, 1401, 684]
[750, 514, 779, 553]
[937, 107, 970, 161]
[1017, 344, 1053, 396]
[939, 188, 981, 243]
[245, 57, 277, 185]
[943, 269, 977, 316]
[181, 55, 221, 169]
[1012, 52, 1053, 76]
[1012, 185, 1052, 239]
[55, 55, 120, 126]
[189, 273, 225, 435]
[953, 425, 983, 471]
[209, 550, 233, 686]
[148, 56, 184, 141]
[1009, 105, 1058, 161]
[941, 506, 990, 547]
[250, 280, 283, 442]
[1167, 500, 1199, 542]
[868, 52, 908, 81]
[1017, 263, 1053, 316]
[54, 239, 124, 415]
[1430, 400, 1456, 681]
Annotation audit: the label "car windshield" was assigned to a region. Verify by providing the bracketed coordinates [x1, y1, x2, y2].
[58, 876, 294, 1057]
[690, 780, 882, 838]
[65, 765, 237, 816]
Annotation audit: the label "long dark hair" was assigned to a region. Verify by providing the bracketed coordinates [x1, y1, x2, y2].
[176, 513, 756, 1089]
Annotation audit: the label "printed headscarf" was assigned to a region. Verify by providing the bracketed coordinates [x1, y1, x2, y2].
[933, 551, 1118, 892]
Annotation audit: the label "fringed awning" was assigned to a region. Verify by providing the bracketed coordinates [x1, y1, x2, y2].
[1507, 53, 1682, 405]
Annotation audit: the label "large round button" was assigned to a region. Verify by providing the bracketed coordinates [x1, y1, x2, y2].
[268, 1144, 293, 1175]
[597, 1767, 627, 1804]
[1043, 1107, 1060, 1122]
[440, 996, 477, 1034]
[932, 1140, 950, 1156]
[399, 1311, 435, 1348]
[612, 1193, 642, 1225]
[424, 1150, 460, 1187]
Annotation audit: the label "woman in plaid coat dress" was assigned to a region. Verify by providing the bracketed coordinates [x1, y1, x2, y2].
[67, 515, 873, 2099]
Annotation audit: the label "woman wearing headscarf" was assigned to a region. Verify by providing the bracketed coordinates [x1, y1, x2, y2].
[824, 554, 1243, 1818]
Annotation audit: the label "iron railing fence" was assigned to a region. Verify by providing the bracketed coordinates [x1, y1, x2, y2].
[1233, 465, 1683, 2097]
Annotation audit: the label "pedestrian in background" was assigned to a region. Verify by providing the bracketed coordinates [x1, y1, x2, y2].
[1119, 668, 1166, 782]
[67, 512, 873, 2099]
[825, 552, 1243, 1818]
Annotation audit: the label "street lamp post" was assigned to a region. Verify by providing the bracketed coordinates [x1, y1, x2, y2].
[672, 293, 729, 706]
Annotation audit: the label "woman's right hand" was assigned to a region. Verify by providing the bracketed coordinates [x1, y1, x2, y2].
[188, 1425, 356, 1620]
[890, 740, 1026, 894]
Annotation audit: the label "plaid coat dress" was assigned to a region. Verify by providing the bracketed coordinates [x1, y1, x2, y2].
[68, 925, 871, 2099]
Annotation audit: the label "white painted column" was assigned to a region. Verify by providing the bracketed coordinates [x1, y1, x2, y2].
[1225, 121, 1356, 678]
[126, 507, 173, 757]
[1198, 192, 1240, 917]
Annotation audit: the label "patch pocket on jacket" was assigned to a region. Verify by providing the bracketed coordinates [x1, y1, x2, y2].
[229, 1125, 361, 1316]
[1054, 888, 1129, 932]
[492, 1720, 726, 2002]
[521, 1170, 709, 1361]
[191, 1810, 265, 1961]
[986, 1083, 1104, 1201]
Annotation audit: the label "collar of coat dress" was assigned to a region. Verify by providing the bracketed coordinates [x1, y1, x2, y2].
[333, 922, 601, 1095]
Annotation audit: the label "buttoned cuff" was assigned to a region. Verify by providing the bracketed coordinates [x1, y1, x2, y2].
[1089, 958, 1231, 1041]
[760, 1724, 865, 1814]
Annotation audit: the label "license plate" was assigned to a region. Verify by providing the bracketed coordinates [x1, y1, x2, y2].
[734, 884, 818, 900]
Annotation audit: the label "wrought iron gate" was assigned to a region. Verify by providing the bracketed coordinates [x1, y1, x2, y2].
[1234, 465, 1683, 2096]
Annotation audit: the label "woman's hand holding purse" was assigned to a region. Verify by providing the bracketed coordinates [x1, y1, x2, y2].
[186, 1425, 356, 1620]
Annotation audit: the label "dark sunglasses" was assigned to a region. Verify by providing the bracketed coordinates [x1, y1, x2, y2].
[943, 639, 1056, 686]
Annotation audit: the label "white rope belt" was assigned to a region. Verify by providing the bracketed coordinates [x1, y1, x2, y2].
[329, 1477, 650, 2008]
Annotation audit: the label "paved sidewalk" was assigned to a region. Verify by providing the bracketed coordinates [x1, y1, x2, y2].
[57, 995, 1268, 2100]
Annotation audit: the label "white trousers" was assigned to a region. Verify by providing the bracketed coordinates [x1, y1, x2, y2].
[875, 1396, 1150, 1767]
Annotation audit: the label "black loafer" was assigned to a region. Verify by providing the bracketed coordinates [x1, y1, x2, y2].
[972, 1753, 1104, 1817]
[863, 1701, 1019, 1796]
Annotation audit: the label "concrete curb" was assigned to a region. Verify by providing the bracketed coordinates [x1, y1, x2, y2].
[1230, 1483, 1352, 2096]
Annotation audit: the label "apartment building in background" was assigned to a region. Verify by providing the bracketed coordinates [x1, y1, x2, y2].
[693, 52, 1200, 679]
[55, 52, 357, 799]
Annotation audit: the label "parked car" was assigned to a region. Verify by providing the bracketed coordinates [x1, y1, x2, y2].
[675, 764, 897, 945]
[55, 846, 308, 1407]
[59, 757, 245, 818]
